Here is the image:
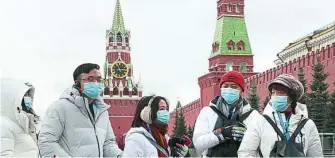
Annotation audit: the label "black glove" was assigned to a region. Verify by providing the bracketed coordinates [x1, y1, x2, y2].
[168, 136, 191, 157]
[214, 122, 246, 142]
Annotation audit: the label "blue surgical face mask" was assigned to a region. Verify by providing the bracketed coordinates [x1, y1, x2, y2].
[24, 96, 32, 110]
[82, 82, 103, 99]
[271, 96, 289, 112]
[221, 88, 240, 104]
[156, 110, 170, 124]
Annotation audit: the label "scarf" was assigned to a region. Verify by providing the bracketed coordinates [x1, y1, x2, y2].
[216, 96, 244, 118]
[143, 122, 169, 157]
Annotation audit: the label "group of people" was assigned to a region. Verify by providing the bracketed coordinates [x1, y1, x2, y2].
[0, 62, 324, 157]
[192, 71, 323, 157]
[1, 63, 188, 157]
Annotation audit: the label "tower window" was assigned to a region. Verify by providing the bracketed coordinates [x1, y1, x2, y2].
[117, 33, 122, 42]
[212, 42, 219, 53]
[237, 40, 245, 50]
[236, 4, 240, 13]
[125, 37, 129, 44]
[113, 87, 118, 95]
[239, 62, 247, 73]
[227, 3, 232, 12]
[227, 40, 235, 50]
[109, 36, 114, 43]
[226, 61, 233, 72]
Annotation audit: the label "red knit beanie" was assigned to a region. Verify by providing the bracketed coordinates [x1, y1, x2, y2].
[219, 71, 245, 92]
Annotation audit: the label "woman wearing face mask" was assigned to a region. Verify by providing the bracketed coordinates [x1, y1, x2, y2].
[121, 95, 190, 157]
[193, 71, 261, 157]
[238, 74, 323, 157]
[1, 78, 41, 157]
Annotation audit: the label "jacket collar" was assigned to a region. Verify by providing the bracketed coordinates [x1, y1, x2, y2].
[60, 86, 110, 117]
[209, 96, 252, 118]
[263, 103, 307, 125]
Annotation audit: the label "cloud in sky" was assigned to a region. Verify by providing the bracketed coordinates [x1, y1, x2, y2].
[1, 0, 334, 117]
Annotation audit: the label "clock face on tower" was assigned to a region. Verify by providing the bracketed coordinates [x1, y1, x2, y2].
[111, 61, 129, 78]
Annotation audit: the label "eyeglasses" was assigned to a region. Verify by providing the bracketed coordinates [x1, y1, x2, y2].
[81, 77, 105, 83]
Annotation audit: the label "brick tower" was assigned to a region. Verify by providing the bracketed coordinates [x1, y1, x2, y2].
[103, 0, 143, 149]
[198, 0, 258, 107]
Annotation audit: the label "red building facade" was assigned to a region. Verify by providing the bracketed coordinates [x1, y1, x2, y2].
[103, 0, 143, 149]
[168, 0, 335, 135]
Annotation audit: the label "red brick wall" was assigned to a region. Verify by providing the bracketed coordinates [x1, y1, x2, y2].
[105, 99, 139, 149]
[244, 43, 335, 109]
[170, 43, 335, 136]
[168, 99, 201, 135]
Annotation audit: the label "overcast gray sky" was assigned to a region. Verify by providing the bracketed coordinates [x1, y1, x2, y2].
[1, 0, 334, 117]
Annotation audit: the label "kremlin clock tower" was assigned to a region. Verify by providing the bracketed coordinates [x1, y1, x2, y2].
[103, 0, 143, 149]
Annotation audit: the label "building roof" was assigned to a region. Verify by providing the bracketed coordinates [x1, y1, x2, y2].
[112, 0, 125, 32]
[284, 21, 335, 51]
[212, 16, 252, 56]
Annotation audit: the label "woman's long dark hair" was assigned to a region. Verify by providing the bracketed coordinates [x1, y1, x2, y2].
[131, 95, 169, 127]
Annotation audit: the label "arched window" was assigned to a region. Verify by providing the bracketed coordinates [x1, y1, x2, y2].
[212, 42, 219, 53]
[132, 87, 138, 95]
[239, 62, 247, 72]
[226, 61, 233, 72]
[109, 36, 114, 43]
[123, 87, 129, 95]
[237, 40, 245, 50]
[227, 3, 232, 12]
[117, 32, 122, 42]
[113, 87, 119, 95]
[236, 4, 240, 13]
[125, 37, 129, 44]
[228, 40, 235, 50]
[104, 87, 110, 95]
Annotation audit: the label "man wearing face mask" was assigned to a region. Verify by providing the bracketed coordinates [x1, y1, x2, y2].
[193, 71, 261, 157]
[38, 63, 122, 157]
[238, 74, 323, 157]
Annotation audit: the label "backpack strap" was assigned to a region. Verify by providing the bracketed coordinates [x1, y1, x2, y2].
[239, 109, 254, 122]
[141, 133, 169, 157]
[263, 115, 286, 141]
[258, 147, 263, 157]
[289, 118, 309, 143]
[209, 106, 228, 121]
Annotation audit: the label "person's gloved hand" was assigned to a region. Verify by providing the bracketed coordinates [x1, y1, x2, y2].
[214, 123, 246, 142]
[168, 136, 191, 157]
[173, 143, 189, 157]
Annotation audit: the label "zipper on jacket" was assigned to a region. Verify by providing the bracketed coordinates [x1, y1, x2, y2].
[84, 99, 101, 157]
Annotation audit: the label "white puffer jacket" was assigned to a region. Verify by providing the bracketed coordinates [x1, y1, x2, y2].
[238, 102, 323, 157]
[192, 97, 261, 157]
[0, 78, 41, 157]
[122, 127, 171, 157]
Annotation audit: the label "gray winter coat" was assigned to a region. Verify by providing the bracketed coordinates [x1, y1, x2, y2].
[38, 87, 122, 157]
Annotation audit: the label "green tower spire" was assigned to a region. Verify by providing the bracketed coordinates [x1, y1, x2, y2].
[112, 0, 125, 32]
[211, 1, 252, 57]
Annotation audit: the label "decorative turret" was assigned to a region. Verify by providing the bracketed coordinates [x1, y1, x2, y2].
[176, 98, 182, 109]
[137, 74, 143, 91]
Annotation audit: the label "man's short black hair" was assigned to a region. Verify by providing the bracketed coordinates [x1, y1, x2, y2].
[73, 63, 100, 81]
